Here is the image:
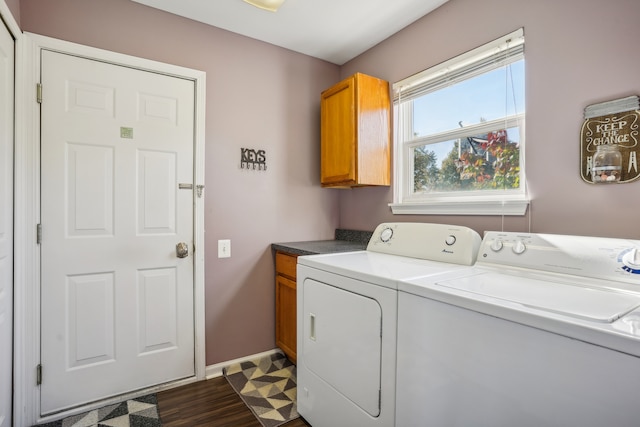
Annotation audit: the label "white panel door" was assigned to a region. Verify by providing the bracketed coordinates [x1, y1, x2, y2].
[0, 18, 14, 427]
[40, 50, 195, 414]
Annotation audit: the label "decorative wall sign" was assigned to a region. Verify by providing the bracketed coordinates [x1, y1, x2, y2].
[581, 96, 640, 184]
[240, 147, 267, 171]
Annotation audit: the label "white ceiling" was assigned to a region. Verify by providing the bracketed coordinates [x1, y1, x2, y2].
[130, 0, 449, 65]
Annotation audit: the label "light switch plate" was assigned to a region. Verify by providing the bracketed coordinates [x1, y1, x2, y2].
[218, 239, 231, 258]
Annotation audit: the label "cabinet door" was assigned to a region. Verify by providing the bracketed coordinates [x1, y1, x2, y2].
[276, 274, 297, 363]
[321, 76, 356, 186]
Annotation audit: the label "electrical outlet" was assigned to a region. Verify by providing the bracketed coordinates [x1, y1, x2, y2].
[218, 239, 231, 258]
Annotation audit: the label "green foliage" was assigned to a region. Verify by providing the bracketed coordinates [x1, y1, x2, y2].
[439, 142, 463, 190]
[413, 146, 439, 192]
[413, 130, 520, 192]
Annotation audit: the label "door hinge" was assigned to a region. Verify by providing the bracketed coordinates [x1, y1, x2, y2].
[36, 223, 42, 244]
[36, 83, 42, 103]
[36, 364, 42, 385]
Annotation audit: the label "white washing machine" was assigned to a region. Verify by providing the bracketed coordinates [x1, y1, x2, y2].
[397, 231, 640, 427]
[296, 222, 481, 427]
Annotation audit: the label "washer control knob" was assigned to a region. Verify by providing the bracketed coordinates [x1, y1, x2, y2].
[445, 235, 456, 246]
[512, 240, 527, 255]
[380, 227, 394, 243]
[622, 248, 640, 268]
[490, 239, 504, 252]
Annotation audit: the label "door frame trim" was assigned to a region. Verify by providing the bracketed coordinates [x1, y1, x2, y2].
[0, 2, 18, 427]
[15, 32, 207, 426]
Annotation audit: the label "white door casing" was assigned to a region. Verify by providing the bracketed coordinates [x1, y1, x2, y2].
[39, 49, 198, 414]
[0, 16, 14, 427]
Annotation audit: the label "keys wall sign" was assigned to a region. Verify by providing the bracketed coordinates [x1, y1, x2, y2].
[240, 147, 267, 171]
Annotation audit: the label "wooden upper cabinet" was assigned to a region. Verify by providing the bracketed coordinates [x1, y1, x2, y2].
[320, 72, 391, 188]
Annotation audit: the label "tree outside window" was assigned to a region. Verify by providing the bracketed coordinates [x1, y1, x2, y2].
[414, 126, 521, 193]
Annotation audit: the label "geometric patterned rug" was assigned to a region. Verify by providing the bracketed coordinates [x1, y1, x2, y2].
[35, 394, 161, 427]
[223, 352, 299, 427]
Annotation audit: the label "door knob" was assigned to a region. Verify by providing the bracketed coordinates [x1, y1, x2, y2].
[176, 242, 189, 258]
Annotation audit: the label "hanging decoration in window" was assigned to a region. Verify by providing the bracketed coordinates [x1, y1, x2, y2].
[581, 96, 639, 184]
[240, 147, 267, 171]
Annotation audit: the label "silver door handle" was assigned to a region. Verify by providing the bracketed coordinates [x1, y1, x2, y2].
[176, 242, 189, 258]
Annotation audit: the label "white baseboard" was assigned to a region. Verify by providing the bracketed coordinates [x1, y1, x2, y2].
[205, 348, 283, 379]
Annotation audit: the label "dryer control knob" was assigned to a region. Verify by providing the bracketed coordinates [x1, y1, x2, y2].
[445, 235, 456, 246]
[512, 240, 527, 255]
[380, 228, 394, 243]
[490, 239, 504, 252]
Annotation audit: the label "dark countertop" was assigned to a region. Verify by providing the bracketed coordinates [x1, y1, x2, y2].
[272, 229, 372, 256]
[271, 239, 367, 256]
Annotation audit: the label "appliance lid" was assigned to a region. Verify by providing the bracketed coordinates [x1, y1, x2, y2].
[298, 251, 472, 289]
[435, 271, 640, 323]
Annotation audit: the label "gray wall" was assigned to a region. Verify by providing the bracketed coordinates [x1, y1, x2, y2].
[4, 0, 18, 23]
[19, 0, 341, 365]
[16, 0, 640, 366]
[339, 0, 640, 239]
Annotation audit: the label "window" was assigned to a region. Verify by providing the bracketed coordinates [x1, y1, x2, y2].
[390, 28, 528, 215]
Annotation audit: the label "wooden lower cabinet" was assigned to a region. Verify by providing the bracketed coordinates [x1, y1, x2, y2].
[275, 251, 298, 363]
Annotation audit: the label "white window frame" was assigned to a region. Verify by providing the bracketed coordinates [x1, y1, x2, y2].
[390, 28, 529, 216]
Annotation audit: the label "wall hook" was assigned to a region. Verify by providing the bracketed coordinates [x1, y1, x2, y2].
[240, 147, 267, 171]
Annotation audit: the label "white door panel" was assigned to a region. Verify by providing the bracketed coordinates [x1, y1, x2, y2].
[138, 150, 177, 233]
[67, 143, 115, 236]
[67, 273, 116, 367]
[137, 268, 179, 353]
[0, 18, 13, 427]
[41, 50, 195, 414]
[302, 279, 382, 417]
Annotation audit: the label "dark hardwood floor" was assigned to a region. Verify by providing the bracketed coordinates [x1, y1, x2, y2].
[157, 376, 312, 427]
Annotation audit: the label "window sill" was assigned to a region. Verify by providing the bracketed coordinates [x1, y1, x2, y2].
[389, 197, 529, 216]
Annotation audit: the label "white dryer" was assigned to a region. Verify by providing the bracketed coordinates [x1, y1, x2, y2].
[397, 231, 640, 427]
[296, 222, 481, 427]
